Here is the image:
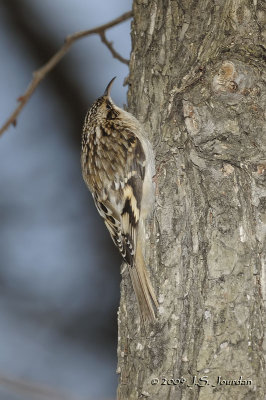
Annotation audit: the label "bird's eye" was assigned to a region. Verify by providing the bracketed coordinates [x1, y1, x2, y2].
[106, 103, 112, 110]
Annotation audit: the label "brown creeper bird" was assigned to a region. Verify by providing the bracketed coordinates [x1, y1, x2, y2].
[81, 77, 158, 321]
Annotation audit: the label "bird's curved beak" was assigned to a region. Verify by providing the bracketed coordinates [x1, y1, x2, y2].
[103, 77, 116, 98]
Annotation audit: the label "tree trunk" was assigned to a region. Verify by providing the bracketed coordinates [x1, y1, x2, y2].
[117, 1, 266, 399]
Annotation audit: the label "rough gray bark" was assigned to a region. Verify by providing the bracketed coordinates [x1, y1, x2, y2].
[117, 1, 266, 399]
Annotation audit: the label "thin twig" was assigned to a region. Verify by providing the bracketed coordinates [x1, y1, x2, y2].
[0, 11, 133, 136]
[0, 372, 115, 400]
[99, 31, 129, 65]
[0, 373, 84, 400]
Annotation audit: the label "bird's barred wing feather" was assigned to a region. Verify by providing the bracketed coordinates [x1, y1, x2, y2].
[93, 193, 128, 262]
[120, 137, 146, 265]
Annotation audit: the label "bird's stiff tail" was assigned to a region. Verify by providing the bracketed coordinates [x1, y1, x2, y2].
[129, 241, 158, 322]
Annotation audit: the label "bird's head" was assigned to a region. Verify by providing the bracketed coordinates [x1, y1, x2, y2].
[85, 77, 119, 126]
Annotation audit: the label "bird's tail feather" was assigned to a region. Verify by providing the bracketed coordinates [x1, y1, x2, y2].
[129, 242, 158, 322]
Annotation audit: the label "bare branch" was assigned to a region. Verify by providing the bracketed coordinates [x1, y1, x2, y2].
[0, 10, 133, 136]
[0, 372, 84, 400]
[0, 372, 115, 400]
[100, 31, 129, 65]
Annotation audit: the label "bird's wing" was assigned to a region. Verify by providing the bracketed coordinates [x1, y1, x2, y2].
[93, 132, 146, 267]
[93, 130, 157, 320]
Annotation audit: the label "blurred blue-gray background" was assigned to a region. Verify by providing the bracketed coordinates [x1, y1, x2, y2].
[0, 1, 132, 399]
